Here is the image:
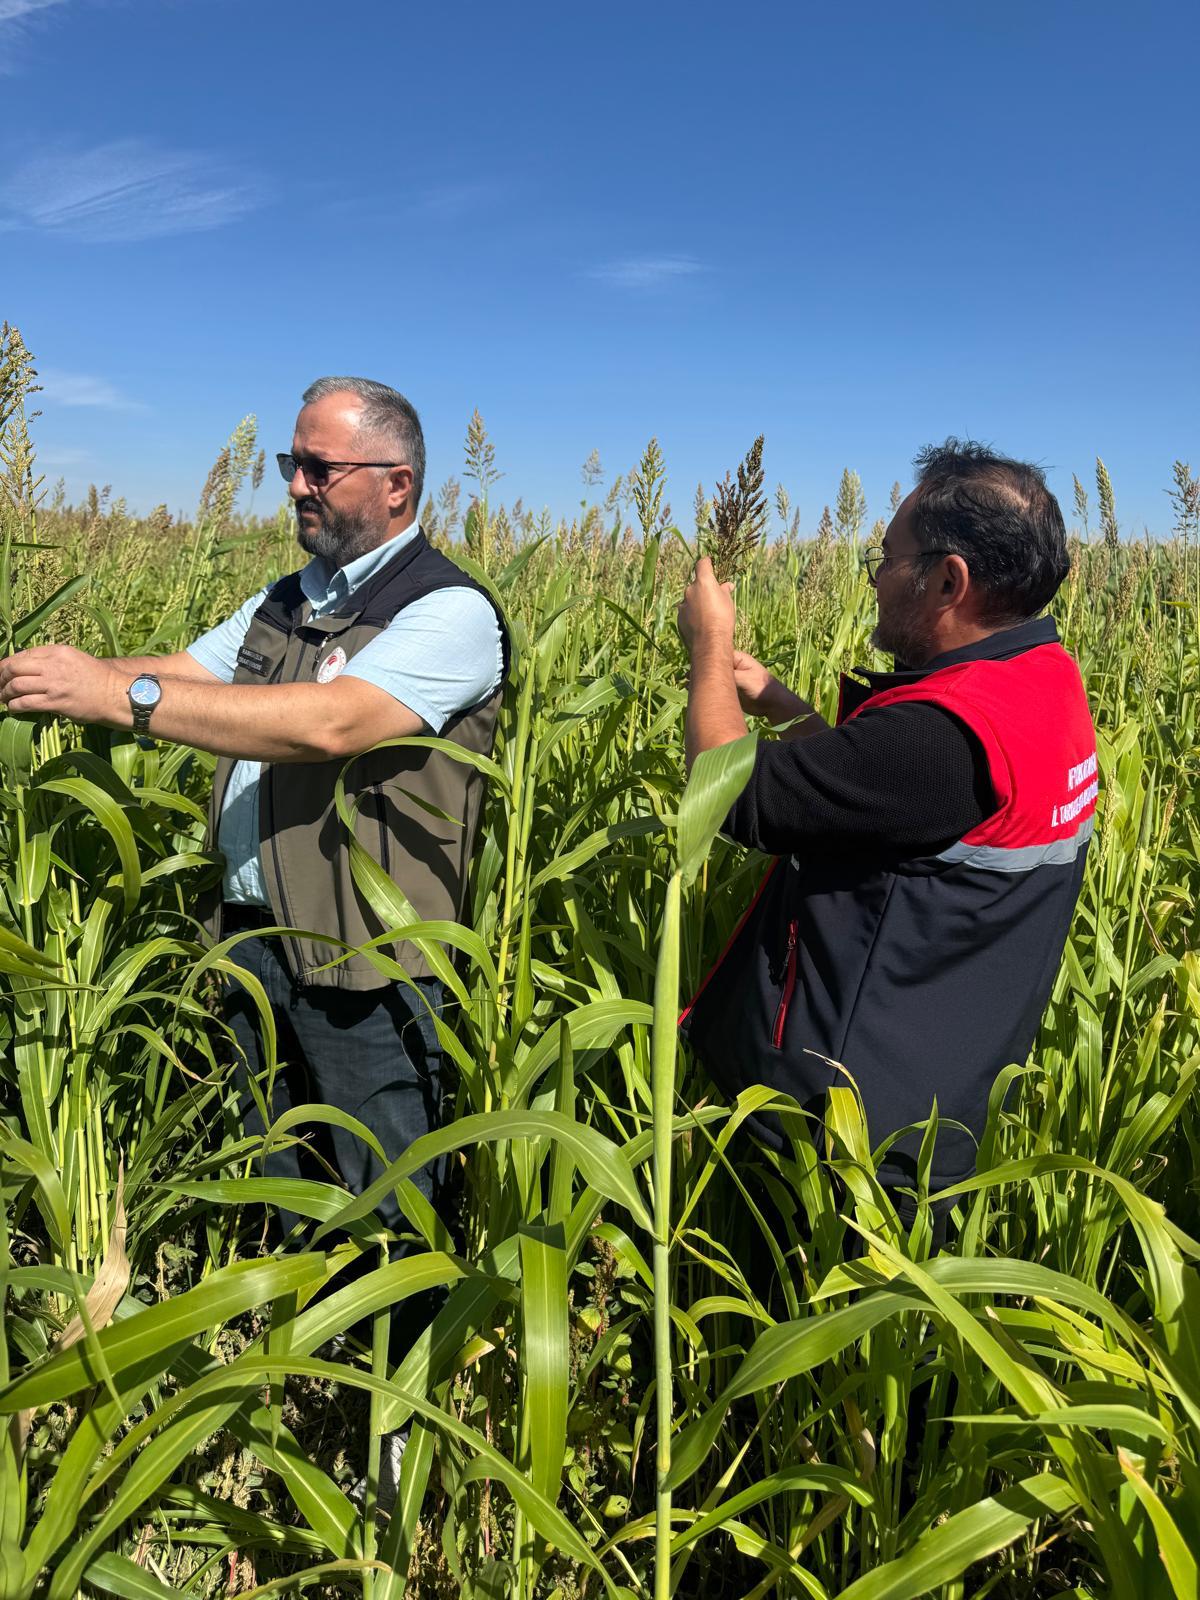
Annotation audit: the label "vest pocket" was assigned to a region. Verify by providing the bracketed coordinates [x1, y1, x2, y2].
[772, 918, 799, 1049]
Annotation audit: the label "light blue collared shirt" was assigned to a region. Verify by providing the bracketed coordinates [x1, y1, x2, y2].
[187, 525, 504, 906]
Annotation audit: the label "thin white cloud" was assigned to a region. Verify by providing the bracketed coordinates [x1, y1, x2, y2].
[0, 0, 65, 73]
[0, 0, 65, 20]
[588, 255, 705, 290]
[0, 138, 259, 242]
[39, 368, 144, 411]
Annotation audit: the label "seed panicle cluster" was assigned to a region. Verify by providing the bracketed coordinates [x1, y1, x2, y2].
[630, 437, 668, 542]
[0, 323, 43, 524]
[1097, 457, 1119, 551]
[464, 409, 501, 495]
[706, 434, 767, 584]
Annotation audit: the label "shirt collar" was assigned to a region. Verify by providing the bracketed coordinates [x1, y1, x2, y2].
[299, 523, 422, 611]
[841, 613, 1061, 712]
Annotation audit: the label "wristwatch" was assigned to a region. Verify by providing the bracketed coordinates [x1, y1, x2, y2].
[127, 674, 162, 734]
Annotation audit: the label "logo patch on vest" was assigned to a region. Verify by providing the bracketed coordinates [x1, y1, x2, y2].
[317, 646, 348, 684]
[236, 646, 269, 677]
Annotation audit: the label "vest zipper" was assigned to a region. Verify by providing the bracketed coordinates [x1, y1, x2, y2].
[772, 919, 799, 1049]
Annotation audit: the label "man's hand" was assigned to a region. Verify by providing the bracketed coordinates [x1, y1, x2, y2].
[731, 648, 831, 740]
[0, 645, 124, 724]
[732, 650, 779, 716]
[677, 558, 735, 653]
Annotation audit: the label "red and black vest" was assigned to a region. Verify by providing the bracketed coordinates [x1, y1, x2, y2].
[680, 621, 1097, 1192]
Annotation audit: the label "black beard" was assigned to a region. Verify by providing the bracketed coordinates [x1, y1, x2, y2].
[870, 609, 938, 669]
[294, 501, 380, 566]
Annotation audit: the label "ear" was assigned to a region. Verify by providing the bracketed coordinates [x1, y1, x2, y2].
[386, 465, 415, 514]
[938, 552, 972, 609]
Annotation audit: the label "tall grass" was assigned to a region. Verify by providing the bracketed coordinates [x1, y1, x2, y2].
[3, 336, 1200, 1597]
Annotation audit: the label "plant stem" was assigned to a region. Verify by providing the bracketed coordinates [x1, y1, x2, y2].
[652, 870, 681, 1599]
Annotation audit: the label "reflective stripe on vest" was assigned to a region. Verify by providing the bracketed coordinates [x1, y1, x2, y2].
[935, 812, 1095, 873]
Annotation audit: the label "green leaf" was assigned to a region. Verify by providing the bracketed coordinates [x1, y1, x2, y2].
[0, 1132, 70, 1255]
[36, 775, 142, 915]
[12, 573, 91, 647]
[519, 1222, 569, 1508]
[1118, 1450, 1199, 1599]
[312, 1110, 652, 1240]
[84, 1552, 185, 1598]
[835, 1473, 1079, 1600]
[0, 712, 37, 785]
[677, 731, 757, 886]
[0, 924, 60, 977]
[0, 1255, 327, 1411]
[510, 999, 654, 1107]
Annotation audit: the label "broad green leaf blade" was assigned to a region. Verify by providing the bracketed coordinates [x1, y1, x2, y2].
[519, 1222, 569, 1509]
[677, 731, 757, 886]
[510, 999, 654, 1107]
[12, 573, 91, 647]
[312, 1110, 652, 1241]
[0, 1255, 327, 1411]
[37, 775, 142, 914]
[1118, 1450, 1199, 1600]
[0, 1133, 70, 1255]
[836, 1473, 1079, 1600]
[84, 1552, 185, 1598]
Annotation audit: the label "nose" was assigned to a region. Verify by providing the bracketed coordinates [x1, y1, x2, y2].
[288, 465, 310, 501]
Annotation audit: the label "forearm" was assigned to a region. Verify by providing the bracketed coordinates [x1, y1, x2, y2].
[109, 649, 218, 681]
[110, 654, 186, 676]
[0, 644, 422, 760]
[685, 635, 749, 772]
[103, 677, 364, 762]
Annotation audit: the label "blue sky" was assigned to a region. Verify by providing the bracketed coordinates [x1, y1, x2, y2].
[1, 0, 1196, 535]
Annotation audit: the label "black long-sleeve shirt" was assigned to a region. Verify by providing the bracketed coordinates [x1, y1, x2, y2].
[724, 701, 996, 858]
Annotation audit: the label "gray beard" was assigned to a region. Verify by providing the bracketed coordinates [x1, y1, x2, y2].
[294, 501, 380, 567]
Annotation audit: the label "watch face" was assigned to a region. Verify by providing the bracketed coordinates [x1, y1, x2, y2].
[130, 677, 162, 708]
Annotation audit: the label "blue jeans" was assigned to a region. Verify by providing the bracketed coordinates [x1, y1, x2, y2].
[224, 933, 448, 1352]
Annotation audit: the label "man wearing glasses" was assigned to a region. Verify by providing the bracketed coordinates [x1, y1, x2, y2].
[0, 375, 508, 1383]
[676, 439, 1096, 1241]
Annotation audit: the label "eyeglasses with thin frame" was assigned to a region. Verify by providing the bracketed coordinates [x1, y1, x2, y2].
[861, 545, 958, 587]
[276, 452, 404, 489]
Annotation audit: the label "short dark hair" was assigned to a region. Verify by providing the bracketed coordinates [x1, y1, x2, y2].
[302, 376, 426, 506]
[909, 438, 1070, 623]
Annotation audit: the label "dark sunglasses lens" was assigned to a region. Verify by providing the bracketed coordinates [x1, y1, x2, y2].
[277, 453, 330, 486]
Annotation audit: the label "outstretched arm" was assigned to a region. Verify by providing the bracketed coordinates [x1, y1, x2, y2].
[0, 643, 422, 762]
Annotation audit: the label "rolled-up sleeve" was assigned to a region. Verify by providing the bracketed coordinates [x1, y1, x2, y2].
[186, 587, 269, 684]
[342, 586, 505, 733]
[723, 702, 994, 857]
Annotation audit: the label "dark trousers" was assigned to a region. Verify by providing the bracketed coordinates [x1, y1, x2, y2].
[224, 929, 447, 1357]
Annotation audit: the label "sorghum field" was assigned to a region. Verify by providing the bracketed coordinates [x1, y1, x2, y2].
[4, 322, 1200, 1600]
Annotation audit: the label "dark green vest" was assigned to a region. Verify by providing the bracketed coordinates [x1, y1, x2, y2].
[206, 533, 510, 989]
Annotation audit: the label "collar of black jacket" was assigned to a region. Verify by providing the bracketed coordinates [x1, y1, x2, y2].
[839, 613, 1061, 720]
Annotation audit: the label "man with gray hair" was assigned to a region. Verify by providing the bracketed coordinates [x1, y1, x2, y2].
[0, 377, 508, 1415]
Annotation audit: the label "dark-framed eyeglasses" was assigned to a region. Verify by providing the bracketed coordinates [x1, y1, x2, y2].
[277, 452, 403, 488]
[861, 545, 958, 587]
